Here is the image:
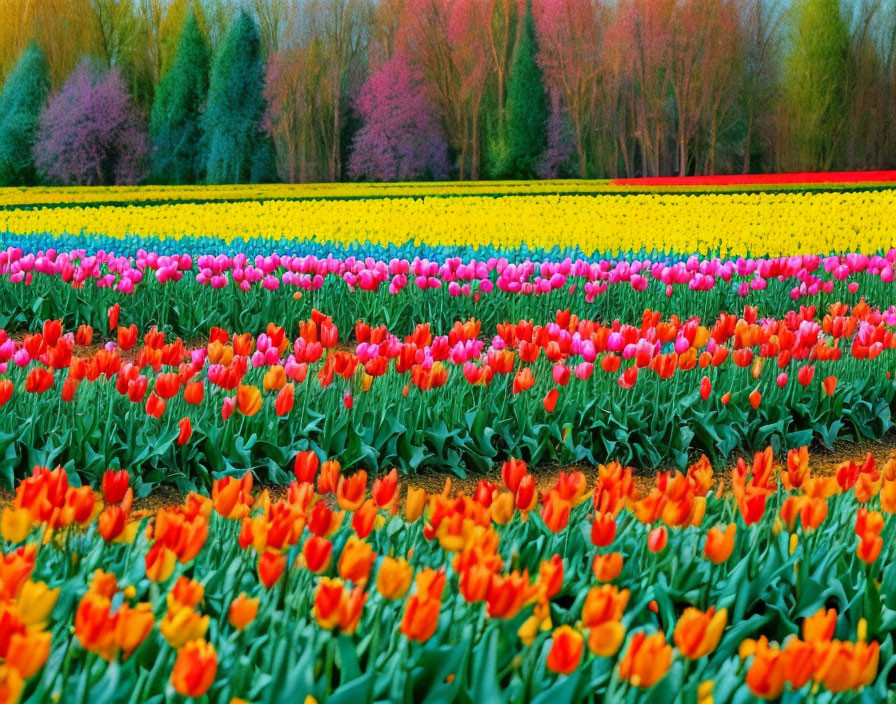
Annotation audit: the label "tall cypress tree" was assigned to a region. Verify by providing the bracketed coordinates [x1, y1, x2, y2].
[0, 43, 50, 186]
[150, 11, 210, 184]
[202, 10, 275, 184]
[503, 0, 548, 180]
[782, 0, 849, 171]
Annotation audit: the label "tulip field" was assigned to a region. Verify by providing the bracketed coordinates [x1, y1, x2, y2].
[2, 175, 896, 702]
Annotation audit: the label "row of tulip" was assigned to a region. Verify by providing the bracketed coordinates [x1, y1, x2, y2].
[3, 175, 889, 207]
[2, 246, 895, 336]
[1, 447, 894, 703]
[0, 302, 893, 488]
[3, 187, 894, 257]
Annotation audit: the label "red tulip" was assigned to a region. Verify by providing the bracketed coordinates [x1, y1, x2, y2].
[0, 379, 12, 408]
[25, 368, 53, 394]
[293, 451, 320, 484]
[797, 366, 815, 387]
[258, 550, 287, 588]
[107, 304, 120, 331]
[647, 526, 668, 553]
[102, 469, 130, 504]
[591, 512, 617, 547]
[145, 393, 166, 418]
[699, 376, 711, 400]
[177, 417, 192, 446]
[275, 384, 295, 416]
[547, 626, 584, 674]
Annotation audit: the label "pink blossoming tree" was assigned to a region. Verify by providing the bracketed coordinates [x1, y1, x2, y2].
[348, 52, 450, 182]
[34, 60, 148, 185]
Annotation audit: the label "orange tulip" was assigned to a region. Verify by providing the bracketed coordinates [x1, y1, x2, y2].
[781, 638, 815, 690]
[400, 592, 441, 642]
[703, 523, 736, 563]
[313, 578, 368, 634]
[160, 605, 209, 649]
[619, 631, 673, 688]
[0, 665, 23, 704]
[537, 554, 564, 600]
[405, 486, 427, 522]
[459, 563, 493, 603]
[546, 626, 584, 674]
[541, 491, 571, 532]
[673, 606, 727, 659]
[169, 576, 204, 609]
[228, 593, 259, 631]
[0, 507, 31, 544]
[212, 474, 254, 520]
[749, 389, 762, 409]
[376, 556, 413, 600]
[486, 570, 533, 619]
[336, 470, 367, 512]
[2, 624, 49, 679]
[812, 640, 877, 693]
[145, 543, 176, 583]
[263, 365, 287, 392]
[171, 639, 217, 698]
[317, 460, 342, 495]
[585, 618, 626, 657]
[743, 637, 786, 700]
[582, 584, 629, 627]
[592, 552, 623, 582]
[236, 384, 262, 416]
[512, 367, 535, 394]
[338, 536, 377, 585]
[803, 607, 837, 643]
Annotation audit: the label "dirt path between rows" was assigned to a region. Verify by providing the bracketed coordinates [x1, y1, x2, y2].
[4, 436, 893, 514]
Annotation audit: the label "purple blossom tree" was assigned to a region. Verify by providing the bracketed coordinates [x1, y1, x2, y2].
[348, 52, 450, 182]
[34, 60, 148, 185]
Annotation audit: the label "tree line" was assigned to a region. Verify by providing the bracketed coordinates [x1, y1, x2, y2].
[0, 0, 894, 186]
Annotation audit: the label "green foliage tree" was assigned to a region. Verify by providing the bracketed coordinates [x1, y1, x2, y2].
[150, 11, 210, 184]
[782, 0, 849, 171]
[202, 10, 275, 184]
[502, 0, 548, 179]
[0, 43, 50, 186]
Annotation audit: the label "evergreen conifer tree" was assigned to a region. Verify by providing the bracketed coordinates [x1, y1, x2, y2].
[203, 11, 275, 184]
[150, 11, 210, 184]
[503, 0, 548, 179]
[0, 43, 50, 186]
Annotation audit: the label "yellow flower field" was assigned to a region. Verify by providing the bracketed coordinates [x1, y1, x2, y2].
[2, 187, 895, 256]
[2, 179, 891, 208]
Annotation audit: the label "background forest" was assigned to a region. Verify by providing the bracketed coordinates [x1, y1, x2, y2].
[0, 0, 894, 185]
